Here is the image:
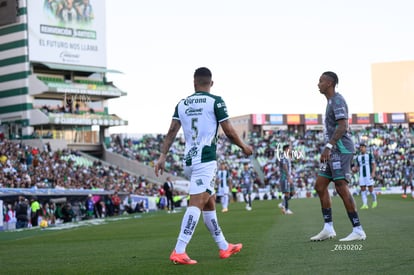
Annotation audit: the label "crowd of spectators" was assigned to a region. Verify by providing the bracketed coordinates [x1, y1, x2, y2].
[108, 125, 414, 194]
[0, 139, 155, 194]
[253, 125, 414, 190]
[0, 138, 159, 229]
[1, 124, 413, 229]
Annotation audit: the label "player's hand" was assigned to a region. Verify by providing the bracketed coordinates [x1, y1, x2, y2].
[320, 148, 331, 162]
[154, 154, 167, 177]
[243, 145, 253, 157]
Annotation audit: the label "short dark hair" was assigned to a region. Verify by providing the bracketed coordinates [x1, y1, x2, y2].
[283, 144, 290, 151]
[194, 67, 212, 86]
[194, 67, 212, 78]
[322, 71, 338, 86]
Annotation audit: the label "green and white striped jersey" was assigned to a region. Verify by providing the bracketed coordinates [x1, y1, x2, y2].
[355, 153, 375, 177]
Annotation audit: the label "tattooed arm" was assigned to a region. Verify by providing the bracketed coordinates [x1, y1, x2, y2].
[328, 119, 347, 146]
[321, 119, 347, 162]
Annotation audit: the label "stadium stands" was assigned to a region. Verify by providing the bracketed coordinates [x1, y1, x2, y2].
[1, 124, 413, 229]
[108, 125, 414, 193]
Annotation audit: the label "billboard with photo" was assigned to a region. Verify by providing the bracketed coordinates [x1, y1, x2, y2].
[27, 0, 106, 67]
[0, 0, 17, 26]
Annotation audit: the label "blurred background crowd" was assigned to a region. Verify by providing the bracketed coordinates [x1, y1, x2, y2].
[2, 125, 413, 229]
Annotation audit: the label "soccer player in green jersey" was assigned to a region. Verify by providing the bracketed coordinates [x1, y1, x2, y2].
[155, 67, 253, 264]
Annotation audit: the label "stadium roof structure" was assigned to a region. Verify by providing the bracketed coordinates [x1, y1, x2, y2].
[41, 62, 123, 74]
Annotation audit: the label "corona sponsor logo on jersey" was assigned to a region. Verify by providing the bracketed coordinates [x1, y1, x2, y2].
[184, 97, 207, 105]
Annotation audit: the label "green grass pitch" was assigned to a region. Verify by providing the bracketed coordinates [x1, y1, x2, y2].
[0, 194, 413, 275]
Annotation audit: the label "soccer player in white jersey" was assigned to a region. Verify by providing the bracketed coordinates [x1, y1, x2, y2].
[155, 67, 253, 265]
[353, 143, 377, 209]
[216, 162, 231, 212]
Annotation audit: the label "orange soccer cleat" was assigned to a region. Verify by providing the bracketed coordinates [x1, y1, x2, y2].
[219, 243, 243, 259]
[169, 250, 197, 265]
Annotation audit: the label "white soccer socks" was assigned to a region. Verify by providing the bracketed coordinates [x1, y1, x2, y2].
[175, 206, 201, 253]
[203, 210, 228, 250]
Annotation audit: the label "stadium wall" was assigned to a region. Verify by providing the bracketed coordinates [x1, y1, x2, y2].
[372, 61, 414, 113]
[103, 148, 187, 185]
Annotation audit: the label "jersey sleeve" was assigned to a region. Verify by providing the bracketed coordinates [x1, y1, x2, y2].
[333, 97, 348, 121]
[214, 96, 229, 122]
[172, 101, 181, 120]
[353, 156, 359, 167]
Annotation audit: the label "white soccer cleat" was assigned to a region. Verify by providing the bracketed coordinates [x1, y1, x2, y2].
[278, 202, 284, 209]
[339, 229, 366, 241]
[310, 228, 336, 241]
[284, 209, 293, 215]
[246, 205, 252, 211]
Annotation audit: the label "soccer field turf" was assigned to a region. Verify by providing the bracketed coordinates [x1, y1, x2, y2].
[0, 194, 412, 275]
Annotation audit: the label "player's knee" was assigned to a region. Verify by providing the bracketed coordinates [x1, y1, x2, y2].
[334, 185, 351, 199]
[314, 183, 326, 194]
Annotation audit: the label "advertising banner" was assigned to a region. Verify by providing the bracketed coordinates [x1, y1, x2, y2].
[287, 114, 300, 125]
[304, 114, 319, 125]
[407, 113, 414, 123]
[27, 1, 106, 67]
[374, 113, 388, 124]
[269, 114, 283, 125]
[356, 113, 370, 124]
[391, 113, 406, 123]
[252, 114, 266, 125]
